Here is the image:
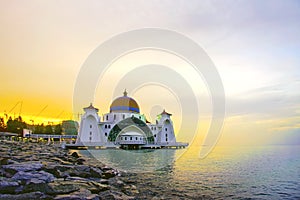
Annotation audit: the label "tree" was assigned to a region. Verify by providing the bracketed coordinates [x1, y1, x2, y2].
[0, 117, 6, 131]
[54, 124, 62, 135]
[6, 116, 27, 135]
[44, 125, 53, 134]
[33, 123, 44, 134]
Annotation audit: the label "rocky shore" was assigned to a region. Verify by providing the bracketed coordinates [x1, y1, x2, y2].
[0, 140, 139, 200]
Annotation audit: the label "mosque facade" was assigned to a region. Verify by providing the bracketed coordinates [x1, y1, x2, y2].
[75, 90, 186, 149]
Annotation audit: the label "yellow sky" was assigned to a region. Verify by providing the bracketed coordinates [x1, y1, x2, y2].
[1, 1, 299, 145]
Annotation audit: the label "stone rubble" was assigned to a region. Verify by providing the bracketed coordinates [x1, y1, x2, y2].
[0, 140, 139, 200]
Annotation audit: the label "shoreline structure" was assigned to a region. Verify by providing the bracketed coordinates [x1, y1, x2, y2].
[0, 139, 140, 200]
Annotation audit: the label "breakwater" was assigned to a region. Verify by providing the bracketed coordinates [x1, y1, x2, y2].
[0, 140, 139, 200]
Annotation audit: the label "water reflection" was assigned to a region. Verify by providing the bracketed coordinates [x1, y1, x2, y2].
[78, 145, 300, 199]
[79, 148, 185, 173]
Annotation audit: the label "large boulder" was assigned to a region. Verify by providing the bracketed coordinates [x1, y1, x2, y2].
[12, 170, 55, 184]
[3, 162, 43, 174]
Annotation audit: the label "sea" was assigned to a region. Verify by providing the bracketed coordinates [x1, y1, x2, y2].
[77, 145, 300, 199]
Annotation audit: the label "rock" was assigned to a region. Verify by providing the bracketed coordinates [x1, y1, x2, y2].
[122, 184, 139, 196]
[74, 165, 90, 172]
[42, 164, 61, 178]
[99, 190, 135, 200]
[65, 176, 89, 182]
[54, 164, 74, 172]
[22, 182, 51, 194]
[0, 179, 19, 194]
[0, 157, 9, 165]
[12, 170, 55, 184]
[50, 157, 73, 165]
[3, 162, 43, 174]
[47, 181, 80, 195]
[0, 168, 14, 178]
[0, 191, 51, 200]
[76, 158, 85, 165]
[102, 170, 116, 179]
[70, 152, 80, 158]
[90, 167, 103, 178]
[88, 181, 110, 193]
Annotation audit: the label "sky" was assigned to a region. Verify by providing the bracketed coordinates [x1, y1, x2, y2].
[0, 0, 299, 145]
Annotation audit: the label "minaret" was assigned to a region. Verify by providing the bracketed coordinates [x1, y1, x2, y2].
[157, 109, 176, 144]
[76, 103, 101, 144]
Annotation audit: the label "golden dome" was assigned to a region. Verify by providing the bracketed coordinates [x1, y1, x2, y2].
[110, 90, 140, 113]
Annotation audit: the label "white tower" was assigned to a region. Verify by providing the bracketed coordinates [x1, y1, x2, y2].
[157, 110, 176, 144]
[76, 104, 101, 144]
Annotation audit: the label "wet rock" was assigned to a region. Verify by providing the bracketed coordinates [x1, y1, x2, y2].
[76, 158, 85, 165]
[0, 168, 14, 178]
[102, 170, 116, 179]
[88, 181, 110, 193]
[51, 157, 73, 165]
[0, 191, 51, 200]
[12, 170, 55, 184]
[0, 179, 19, 194]
[65, 176, 89, 182]
[22, 182, 51, 194]
[3, 162, 43, 174]
[42, 164, 62, 178]
[71, 152, 79, 158]
[47, 181, 80, 194]
[99, 190, 135, 200]
[90, 167, 103, 178]
[0, 157, 9, 165]
[122, 184, 139, 196]
[54, 164, 74, 172]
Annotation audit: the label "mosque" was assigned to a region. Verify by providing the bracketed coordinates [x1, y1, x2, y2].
[74, 90, 187, 149]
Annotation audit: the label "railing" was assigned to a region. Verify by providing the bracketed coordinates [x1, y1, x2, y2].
[25, 134, 77, 139]
[119, 140, 146, 145]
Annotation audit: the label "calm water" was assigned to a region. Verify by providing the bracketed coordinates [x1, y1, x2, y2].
[78, 145, 300, 199]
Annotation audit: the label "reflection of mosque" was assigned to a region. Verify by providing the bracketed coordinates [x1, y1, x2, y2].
[82, 148, 179, 173]
[73, 90, 187, 149]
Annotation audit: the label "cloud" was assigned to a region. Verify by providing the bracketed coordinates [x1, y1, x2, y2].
[226, 81, 300, 118]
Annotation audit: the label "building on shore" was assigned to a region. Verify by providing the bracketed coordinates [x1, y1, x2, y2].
[74, 90, 187, 149]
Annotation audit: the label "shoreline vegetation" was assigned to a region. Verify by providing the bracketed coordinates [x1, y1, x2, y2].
[0, 140, 139, 200]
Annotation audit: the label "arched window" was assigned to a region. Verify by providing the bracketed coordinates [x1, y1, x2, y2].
[154, 134, 156, 138]
[108, 125, 111, 129]
[130, 137, 132, 140]
[90, 132, 92, 135]
[165, 128, 168, 131]
[114, 114, 116, 120]
[123, 114, 125, 119]
[165, 133, 168, 137]
[90, 125, 92, 128]
[105, 132, 107, 137]
[105, 125, 107, 129]
[136, 137, 138, 140]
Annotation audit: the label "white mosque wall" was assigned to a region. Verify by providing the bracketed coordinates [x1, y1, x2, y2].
[102, 112, 146, 124]
[77, 114, 101, 143]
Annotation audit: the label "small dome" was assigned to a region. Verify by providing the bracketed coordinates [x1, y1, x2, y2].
[110, 90, 140, 113]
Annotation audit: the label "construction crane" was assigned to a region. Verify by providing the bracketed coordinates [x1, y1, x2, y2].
[30, 105, 48, 125]
[5, 101, 23, 119]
